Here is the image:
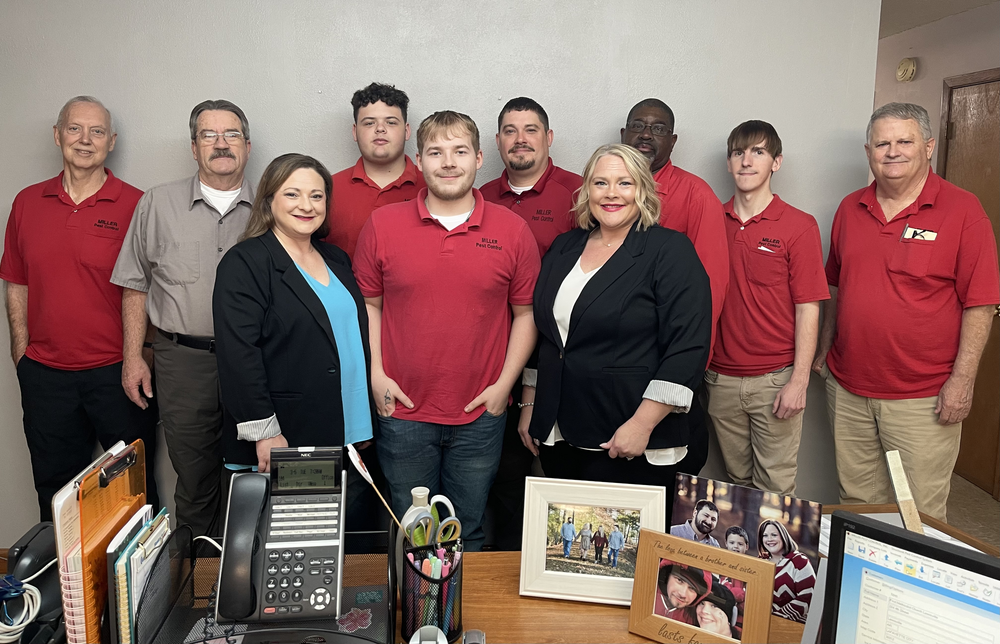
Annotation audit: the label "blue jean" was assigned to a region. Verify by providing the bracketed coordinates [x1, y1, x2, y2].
[563, 539, 572, 557]
[377, 410, 506, 552]
[610, 548, 619, 568]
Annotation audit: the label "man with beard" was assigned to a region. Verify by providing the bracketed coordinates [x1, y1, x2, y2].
[112, 99, 254, 538]
[621, 98, 730, 475]
[654, 563, 712, 623]
[480, 97, 582, 550]
[670, 499, 721, 547]
[353, 111, 540, 551]
[324, 82, 424, 260]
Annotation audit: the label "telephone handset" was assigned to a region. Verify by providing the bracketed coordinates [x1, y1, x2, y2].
[216, 446, 346, 623]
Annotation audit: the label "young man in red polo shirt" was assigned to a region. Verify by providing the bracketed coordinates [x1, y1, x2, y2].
[814, 103, 999, 521]
[706, 121, 829, 495]
[1, 96, 158, 519]
[621, 98, 730, 475]
[480, 97, 581, 550]
[324, 82, 425, 259]
[353, 111, 540, 551]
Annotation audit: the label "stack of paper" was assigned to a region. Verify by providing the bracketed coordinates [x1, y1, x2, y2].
[114, 508, 171, 644]
[107, 505, 153, 644]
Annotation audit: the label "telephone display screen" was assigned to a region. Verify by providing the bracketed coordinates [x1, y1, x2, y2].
[275, 460, 340, 491]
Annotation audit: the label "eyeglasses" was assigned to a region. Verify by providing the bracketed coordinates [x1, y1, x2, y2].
[197, 130, 245, 144]
[625, 121, 672, 137]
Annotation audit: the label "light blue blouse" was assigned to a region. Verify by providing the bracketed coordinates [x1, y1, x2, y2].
[295, 263, 373, 445]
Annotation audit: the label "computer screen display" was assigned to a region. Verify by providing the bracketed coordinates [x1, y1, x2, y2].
[823, 511, 1000, 644]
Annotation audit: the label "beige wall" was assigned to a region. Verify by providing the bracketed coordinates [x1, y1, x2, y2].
[874, 1, 1000, 166]
[0, 0, 881, 547]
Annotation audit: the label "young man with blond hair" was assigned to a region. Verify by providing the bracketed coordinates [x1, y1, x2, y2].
[353, 111, 540, 551]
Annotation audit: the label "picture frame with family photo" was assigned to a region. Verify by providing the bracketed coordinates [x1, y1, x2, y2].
[629, 529, 774, 644]
[669, 473, 822, 624]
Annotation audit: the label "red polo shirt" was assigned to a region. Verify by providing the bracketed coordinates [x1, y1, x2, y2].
[324, 156, 425, 259]
[0, 170, 142, 370]
[711, 195, 830, 376]
[353, 188, 540, 424]
[480, 159, 581, 257]
[826, 169, 1000, 399]
[653, 161, 730, 357]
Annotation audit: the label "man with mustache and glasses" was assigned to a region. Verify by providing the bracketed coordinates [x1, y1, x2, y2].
[112, 99, 254, 539]
[480, 97, 581, 550]
[2, 96, 159, 519]
[353, 111, 540, 551]
[324, 82, 425, 260]
[621, 98, 730, 476]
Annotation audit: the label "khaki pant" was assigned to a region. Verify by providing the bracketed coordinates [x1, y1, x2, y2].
[825, 374, 960, 522]
[705, 367, 802, 495]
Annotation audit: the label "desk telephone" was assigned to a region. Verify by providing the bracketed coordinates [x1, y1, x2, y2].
[216, 446, 346, 624]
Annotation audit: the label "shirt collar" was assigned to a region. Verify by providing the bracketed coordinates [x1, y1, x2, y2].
[41, 168, 123, 206]
[723, 194, 786, 223]
[497, 158, 555, 197]
[351, 155, 420, 190]
[415, 187, 486, 229]
[188, 173, 255, 211]
[858, 167, 940, 214]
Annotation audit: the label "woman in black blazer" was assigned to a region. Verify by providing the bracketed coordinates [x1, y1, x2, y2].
[213, 154, 378, 503]
[521, 144, 711, 502]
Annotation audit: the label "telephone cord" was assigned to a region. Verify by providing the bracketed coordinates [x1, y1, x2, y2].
[0, 558, 56, 643]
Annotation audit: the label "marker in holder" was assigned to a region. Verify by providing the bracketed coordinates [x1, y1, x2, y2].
[401, 539, 463, 643]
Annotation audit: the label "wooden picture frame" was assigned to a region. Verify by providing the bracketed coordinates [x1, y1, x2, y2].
[629, 529, 774, 644]
[519, 476, 666, 606]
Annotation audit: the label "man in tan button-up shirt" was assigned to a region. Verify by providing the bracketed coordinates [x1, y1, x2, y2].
[112, 99, 254, 537]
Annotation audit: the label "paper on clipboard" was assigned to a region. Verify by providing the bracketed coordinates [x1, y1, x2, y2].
[76, 440, 147, 643]
[129, 509, 171, 618]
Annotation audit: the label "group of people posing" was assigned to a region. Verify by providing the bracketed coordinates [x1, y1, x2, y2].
[671, 500, 816, 623]
[559, 518, 623, 567]
[3, 83, 997, 559]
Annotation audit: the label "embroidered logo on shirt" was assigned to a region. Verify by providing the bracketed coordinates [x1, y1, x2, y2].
[758, 236, 782, 252]
[533, 209, 554, 222]
[94, 219, 120, 232]
[477, 236, 503, 251]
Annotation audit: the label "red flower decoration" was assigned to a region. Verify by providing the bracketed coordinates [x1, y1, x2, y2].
[338, 607, 372, 633]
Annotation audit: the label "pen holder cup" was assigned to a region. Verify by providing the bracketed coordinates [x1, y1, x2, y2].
[400, 540, 463, 643]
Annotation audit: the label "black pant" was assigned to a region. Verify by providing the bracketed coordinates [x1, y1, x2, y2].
[17, 356, 159, 521]
[538, 441, 678, 520]
[485, 388, 535, 550]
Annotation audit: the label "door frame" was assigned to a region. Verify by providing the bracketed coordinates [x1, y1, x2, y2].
[937, 67, 1000, 176]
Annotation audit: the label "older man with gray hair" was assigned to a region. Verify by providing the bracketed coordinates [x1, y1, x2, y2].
[813, 102, 999, 521]
[2, 96, 159, 519]
[112, 99, 254, 537]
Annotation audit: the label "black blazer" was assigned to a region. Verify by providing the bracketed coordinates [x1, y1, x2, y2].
[528, 222, 711, 450]
[213, 229, 378, 465]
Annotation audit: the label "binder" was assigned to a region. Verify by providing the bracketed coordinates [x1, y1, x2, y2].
[107, 505, 153, 644]
[115, 507, 170, 644]
[77, 440, 147, 643]
[52, 441, 129, 643]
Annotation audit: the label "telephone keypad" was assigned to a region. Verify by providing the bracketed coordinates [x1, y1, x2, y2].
[278, 590, 290, 603]
[292, 590, 302, 602]
[266, 578, 277, 590]
[265, 591, 276, 604]
[268, 551, 280, 562]
[292, 576, 303, 587]
[279, 577, 290, 589]
[279, 563, 292, 575]
[267, 564, 279, 576]
[292, 563, 305, 574]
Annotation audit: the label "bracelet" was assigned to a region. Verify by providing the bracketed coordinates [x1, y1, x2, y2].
[518, 402, 534, 408]
[143, 342, 154, 349]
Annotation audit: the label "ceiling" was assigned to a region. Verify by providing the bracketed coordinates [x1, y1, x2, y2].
[880, 0, 998, 37]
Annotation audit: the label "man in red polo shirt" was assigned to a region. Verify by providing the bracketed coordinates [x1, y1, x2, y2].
[480, 97, 581, 550]
[621, 98, 730, 475]
[1, 96, 158, 520]
[481, 97, 581, 257]
[324, 82, 425, 259]
[707, 121, 829, 495]
[813, 103, 999, 521]
[354, 111, 540, 551]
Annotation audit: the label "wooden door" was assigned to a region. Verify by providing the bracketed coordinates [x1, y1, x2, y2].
[939, 69, 1000, 499]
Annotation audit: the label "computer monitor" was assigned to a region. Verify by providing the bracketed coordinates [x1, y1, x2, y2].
[821, 510, 1000, 644]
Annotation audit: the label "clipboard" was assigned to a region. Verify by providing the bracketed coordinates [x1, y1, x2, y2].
[77, 439, 147, 644]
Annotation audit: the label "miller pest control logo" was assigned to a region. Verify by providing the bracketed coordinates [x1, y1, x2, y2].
[532, 208, 554, 223]
[94, 218, 120, 232]
[476, 236, 503, 252]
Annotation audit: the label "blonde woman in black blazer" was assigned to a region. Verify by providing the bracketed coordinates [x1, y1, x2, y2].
[521, 144, 711, 508]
